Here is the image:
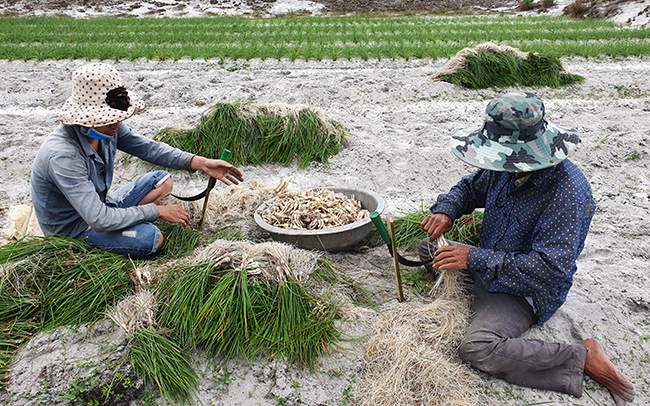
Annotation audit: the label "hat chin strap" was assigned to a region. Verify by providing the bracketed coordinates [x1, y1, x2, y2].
[483, 118, 546, 138]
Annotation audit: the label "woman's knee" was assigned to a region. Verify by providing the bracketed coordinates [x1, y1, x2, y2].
[157, 232, 165, 250]
[138, 174, 172, 206]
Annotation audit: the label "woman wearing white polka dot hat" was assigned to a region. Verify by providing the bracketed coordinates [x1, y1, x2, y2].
[417, 92, 634, 405]
[31, 63, 243, 257]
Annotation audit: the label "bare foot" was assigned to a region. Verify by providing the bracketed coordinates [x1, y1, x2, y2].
[581, 338, 635, 405]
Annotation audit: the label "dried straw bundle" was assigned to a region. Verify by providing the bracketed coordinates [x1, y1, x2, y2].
[358, 243, 482, 406]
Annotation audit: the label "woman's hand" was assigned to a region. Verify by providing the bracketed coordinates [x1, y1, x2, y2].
[158, 204, 191, 227]
[190, 156, 244, 186]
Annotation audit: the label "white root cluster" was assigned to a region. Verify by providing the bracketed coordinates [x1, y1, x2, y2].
[259, 182, 370, 230]
[107, 290, 157, 334]
[194, 238, 319, 283]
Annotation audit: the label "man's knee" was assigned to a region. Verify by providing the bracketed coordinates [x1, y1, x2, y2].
[418, 237, 436, 261]
[459, 332, 500, 370]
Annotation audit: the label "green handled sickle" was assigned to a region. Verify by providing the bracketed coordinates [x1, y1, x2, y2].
[370, 211, 433, 267]
[171, 149, 231, 227]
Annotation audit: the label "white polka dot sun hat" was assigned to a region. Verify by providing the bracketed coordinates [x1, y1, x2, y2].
[59, 63, 145, 128]
[450, 91, 580, 173]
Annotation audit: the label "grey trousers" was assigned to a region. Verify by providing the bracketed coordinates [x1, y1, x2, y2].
[418, 238, 588, 397]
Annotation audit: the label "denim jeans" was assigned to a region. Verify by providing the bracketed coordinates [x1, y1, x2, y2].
[418, 237, 588, 397]
[80, 171, 168, 257]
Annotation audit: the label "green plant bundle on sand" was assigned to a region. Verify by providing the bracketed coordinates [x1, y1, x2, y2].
[157, 239, 342, 367]
[0, 235, 345, 402]
[0, 238, 132, 331]
[367, 208, 484, 252]
[129, 327, 198, 403]
[429, 42, 585, 89]
[0, 238, 133, 389]
[155, 102, 349, 168]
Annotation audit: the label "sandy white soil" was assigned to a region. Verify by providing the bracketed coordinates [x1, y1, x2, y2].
[1, 2, 650, 406]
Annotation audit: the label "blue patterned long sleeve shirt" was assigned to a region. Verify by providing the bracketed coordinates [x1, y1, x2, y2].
[431, 159, 596, 324]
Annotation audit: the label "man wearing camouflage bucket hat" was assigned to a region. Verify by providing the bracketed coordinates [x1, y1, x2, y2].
[31, 63, 244, 257]
[418, 92, 634, 405]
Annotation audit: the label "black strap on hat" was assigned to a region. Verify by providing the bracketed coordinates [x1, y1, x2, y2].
[483, 118, 546, 138]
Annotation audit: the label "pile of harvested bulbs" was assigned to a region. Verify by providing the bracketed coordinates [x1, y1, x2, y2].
[260, 186, 370, 230]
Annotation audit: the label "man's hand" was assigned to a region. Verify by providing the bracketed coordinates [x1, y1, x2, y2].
[158, 204, 191, 227]
[432, 245, 470, 270]
[190, 156, 244, 186]
[420, 212, 453, 241]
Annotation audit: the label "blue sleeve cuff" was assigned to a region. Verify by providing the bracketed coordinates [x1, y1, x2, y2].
[467, 247, 485, 272]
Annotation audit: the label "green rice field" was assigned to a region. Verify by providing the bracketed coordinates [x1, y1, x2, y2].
[0, 14, 649, 60]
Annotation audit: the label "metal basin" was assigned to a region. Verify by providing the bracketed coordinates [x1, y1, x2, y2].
[254, 187, 385, 252]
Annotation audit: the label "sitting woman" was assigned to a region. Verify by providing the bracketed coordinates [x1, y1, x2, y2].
[31, 63, 243, 257]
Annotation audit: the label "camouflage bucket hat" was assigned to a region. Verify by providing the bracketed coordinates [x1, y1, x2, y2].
[450, 91, 580, 172]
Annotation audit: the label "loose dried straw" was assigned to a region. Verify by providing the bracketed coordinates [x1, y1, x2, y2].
[358, 235, 482, 406]
[172, 179, 276, 231]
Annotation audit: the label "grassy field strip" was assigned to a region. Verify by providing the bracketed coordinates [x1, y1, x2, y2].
[5, 27, 647, 42]
[1, 15, 649, 60]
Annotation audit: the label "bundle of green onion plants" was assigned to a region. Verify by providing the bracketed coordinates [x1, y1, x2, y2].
[31, 242, 133, 330]
[0, 237, 133, 386]
[0, 320, 36, 388]
[155, 102, 348, 168]
[0, 237, 132, 329]
[367, 209, 484, 251]
[157, 263, 342, 371]
[254, 279, 341, 369]
[440, 49, 584, 89]
[129, 327, 197, 404]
